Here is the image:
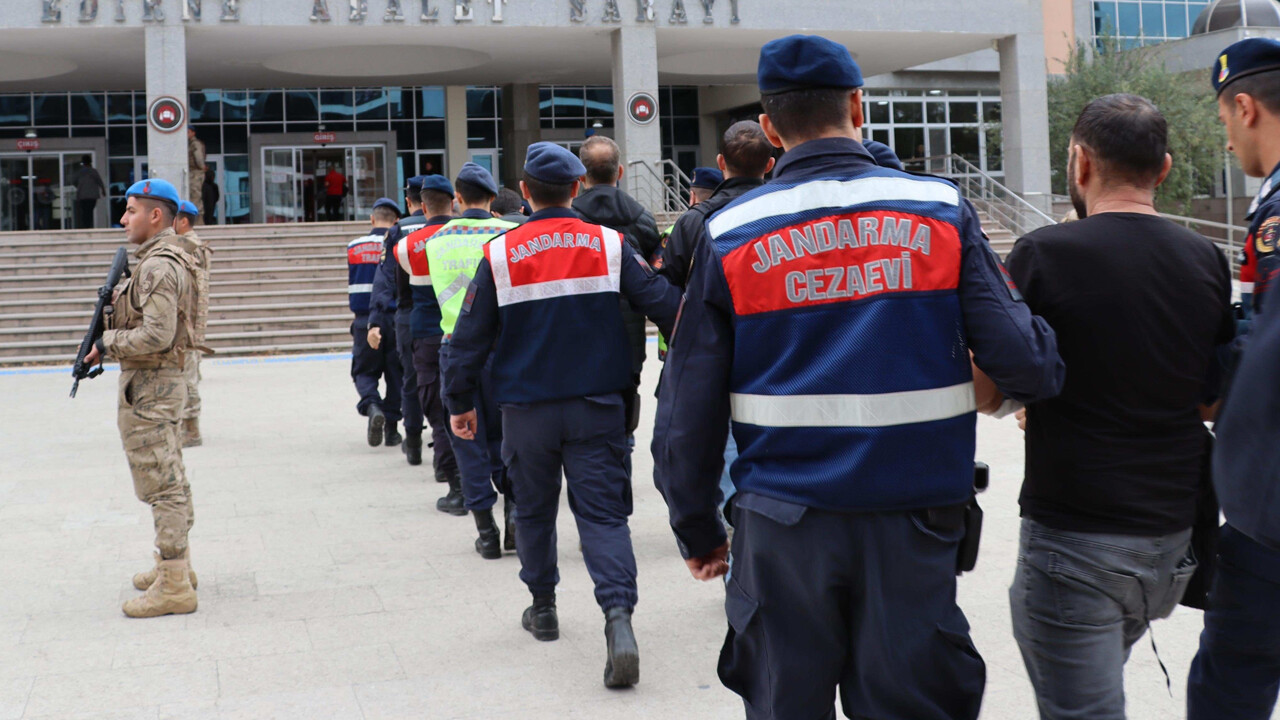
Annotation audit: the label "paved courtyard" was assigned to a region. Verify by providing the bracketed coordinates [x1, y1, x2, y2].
[0, 346, 1266, 720]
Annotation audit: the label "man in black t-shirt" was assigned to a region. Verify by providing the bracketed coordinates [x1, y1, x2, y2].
[1004, 94, 1235, 719]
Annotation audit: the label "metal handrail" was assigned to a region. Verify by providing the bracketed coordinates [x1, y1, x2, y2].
[626, 159, 690, 214]
[905, 154, 1055, 238]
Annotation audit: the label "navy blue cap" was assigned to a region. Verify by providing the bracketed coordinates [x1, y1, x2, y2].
[372, 197, 401, 214]
[758, 35, 862, 95]
[456, 162, 499, 196]
[126, 178, 181, 208]
[690, 167, 724, 189]
[177, 200, 199, 217]
[1213, 38, 1280, 95]
[523, 141, 587, 184]
[420, 174, 454, 196]
[863, 139, 904, 171]
[405, 175, 426, 192]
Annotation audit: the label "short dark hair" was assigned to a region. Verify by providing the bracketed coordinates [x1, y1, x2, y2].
[721, 120, 774, 177]
[1071, 93, 1168, 186]
[491, 187, 523, 216]
[455, 179, 494, 206]
[760, 88, 853, 141]
[371, 206, 400, 224]
[1223, 71, 1280, 116]
[136, 196, 176, 224]
[579, 136, 620, 185]
[420, 188, 454, 216]
[522, 173, 574, 206]
[80, 154, 92, 165]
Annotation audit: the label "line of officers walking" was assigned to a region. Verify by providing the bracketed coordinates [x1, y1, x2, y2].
[91, 32, 1280, 719]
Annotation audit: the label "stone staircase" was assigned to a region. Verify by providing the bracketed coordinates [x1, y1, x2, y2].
[0, 212, 1021, 367]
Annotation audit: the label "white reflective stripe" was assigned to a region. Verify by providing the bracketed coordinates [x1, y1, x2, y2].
[601, 226, 624, 287]
[730, 382, 977, 429]
[409, 275, 433, 286]
[348, 234, 379, 247]
[496, 275, 620, 306]
[394, 238, 412, 274]
[348, 283, 373, 294]
[490, 235, 512, 292]
[707, 177, 960, 239]
[436, 273, 471, 305]
[1241, 281, 1255, 292]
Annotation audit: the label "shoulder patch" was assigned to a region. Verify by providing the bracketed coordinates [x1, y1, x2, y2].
[1257, 216, 1280, 255]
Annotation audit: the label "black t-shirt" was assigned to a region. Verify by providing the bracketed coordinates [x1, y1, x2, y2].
[1006, 212, 1235, 535]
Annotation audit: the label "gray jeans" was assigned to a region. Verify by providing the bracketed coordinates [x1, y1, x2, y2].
[1009, 517, 1196, 720]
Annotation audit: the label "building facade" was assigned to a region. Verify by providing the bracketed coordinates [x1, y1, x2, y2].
[0, 0, 1052, 228]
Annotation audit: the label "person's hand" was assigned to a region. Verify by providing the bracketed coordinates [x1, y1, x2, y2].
[451, 411, 477, 440]
[83, 345, 101, 367]
[686, 541, 730, 581]
[367, 327, 381, 349]
[1016, 407, 1027, 432]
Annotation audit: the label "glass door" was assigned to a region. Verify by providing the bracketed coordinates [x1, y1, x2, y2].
[0, 157, 30, 232]
[30, 156, 61, 231]
[262, 147, 302, 223]
[347, 146, 386, 221]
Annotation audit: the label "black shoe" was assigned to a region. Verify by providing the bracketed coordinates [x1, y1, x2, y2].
[473, 510, 502, 559]
[435, 475, 466, 516]
[403, 434, 423, 466]
[433, 467, 450, 484]
[384, 421, 403, 447]
[503, 496, 517, 552]
[522, 594, 558, 641]
[366, 406, 385, 447]
[603, 607, 640, 688]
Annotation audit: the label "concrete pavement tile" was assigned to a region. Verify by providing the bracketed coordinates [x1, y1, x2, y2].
[216, 644, 403, 697]
[24, 661, 217, 717]
[23, 708, 160, 720]
[193, 586, 383, 627]
[0, 677, 31, 720]
[21, 608, 188, 644]
[110, 620, 312, 669]
[0, 637, 116, 680]
[214, 685, 365, 720]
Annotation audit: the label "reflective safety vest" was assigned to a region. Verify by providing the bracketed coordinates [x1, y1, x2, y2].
[706, 170, 977, 510]
[425, 217, 517, 335]
[393, 219, 451, 337]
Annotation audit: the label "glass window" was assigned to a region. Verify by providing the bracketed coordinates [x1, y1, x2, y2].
[869, 101, 890, 124]
[416, 120, 445, 148]
[419, 87, 446, 119]
[188, 90, 222, 122]
[107, 125, 133, 156]
[285, 90, 319, 122]
[1141, 2, 1164, 38]
[1117, 2, 1141, 36]
[894, 127, 924, 160]
[223, 124, 248, 154]
[893, 102, 923, 124]
[249, 91, 284, 123]
[951, 126, 980, 164]
[983, 102, 1001, 124]
[0, 94, 31, 127]
[135, 126, 148, 156]
[672, 118, 700, 146]
[70, 125, 106, 139]
[467, 88, 497, 118]
[950, 102, 978, 124]
[585, 88, 613, 117]
[195, 128, 221, 155]
[553, 87, 585, 119]
[33, 94, 68, 126]
[1166, 4, 1188, 37]
[928, 128, 947, 157]
[386, 88, 408, 120]
[669, 87, 699, 116]
[537, 88, 553, 120]
[926, 102, 946, 124]
[393, 121, 415, 153]
[220, 91, 252, 122]
[70, 93, 106, 125]
[320, 90, 354, 119]
[467, 119, 496, 149]
[354, 88, 390, 120]
[1094, 1, 1119, 35]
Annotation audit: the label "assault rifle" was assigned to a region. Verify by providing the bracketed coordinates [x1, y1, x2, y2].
[70, 246, 131, 398]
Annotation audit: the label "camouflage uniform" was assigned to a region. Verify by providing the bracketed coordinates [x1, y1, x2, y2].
[188, 136, 207, 223]
[102, 228, 200, 560]
[176, 230, 211, 428]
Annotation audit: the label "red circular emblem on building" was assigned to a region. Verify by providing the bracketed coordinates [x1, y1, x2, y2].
[627, 92, 658, 125]
[148, 96, 186, 133]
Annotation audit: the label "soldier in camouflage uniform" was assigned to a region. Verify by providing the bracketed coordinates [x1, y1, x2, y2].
[187, 128, 207, 223]
[84, 178, 201, 618]
[174, 201, 210, 447]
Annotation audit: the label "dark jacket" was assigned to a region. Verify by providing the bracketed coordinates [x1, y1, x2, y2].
[74, 165, 106, 200]
[657, 177, 765, 290]
[572, 185, 663, 378]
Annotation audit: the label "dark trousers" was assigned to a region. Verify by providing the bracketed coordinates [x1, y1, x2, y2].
[75, 198, 97, 229]
[441, 354, 502, 512]
[502, 394, 635, 611]
[325, 195, 344, 221]
[411, 336, 458, 481]
[395, 316, 423, 436]
[719, 499, 985, 720]
[350, 315, 402, 422]
[1187, 524, 1280, 720]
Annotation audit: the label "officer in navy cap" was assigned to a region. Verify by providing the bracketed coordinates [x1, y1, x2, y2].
[1186, 36, 1280, 720]
[347, 197, 406, 447]
[653, 34, 1064, 719]
[688, 167, 724, 207]
[442, 141, 680, 688]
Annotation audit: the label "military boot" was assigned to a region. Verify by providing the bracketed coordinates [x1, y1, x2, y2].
[522, 593, 558, 641]
[603, 607, 640, 688]
[473, 509, 502, 559]
[503, 496, 517, 552]
[182, 418, 202, 448]
[123, 557, 198, 618]
[384, 421, 403, 447]
[366, 405, 385, 447]
[403, 433, 423, 466]
[132, 550, 198, 591]
[435, 474, 466, 516]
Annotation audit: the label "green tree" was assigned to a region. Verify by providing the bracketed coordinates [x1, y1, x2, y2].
[1048, 37, 1224, 213]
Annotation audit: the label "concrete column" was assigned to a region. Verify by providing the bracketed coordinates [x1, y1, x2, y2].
[445, 85, 469, 178]
[998, 32, 1053, 212]
[611, 26, 661, 196]
[500, 84, 542, 190]
[144, 24, 188, 194]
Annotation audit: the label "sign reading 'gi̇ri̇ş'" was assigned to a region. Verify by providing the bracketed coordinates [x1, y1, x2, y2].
[43, 0, 739, 24]
[148, 96, 186, 132]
